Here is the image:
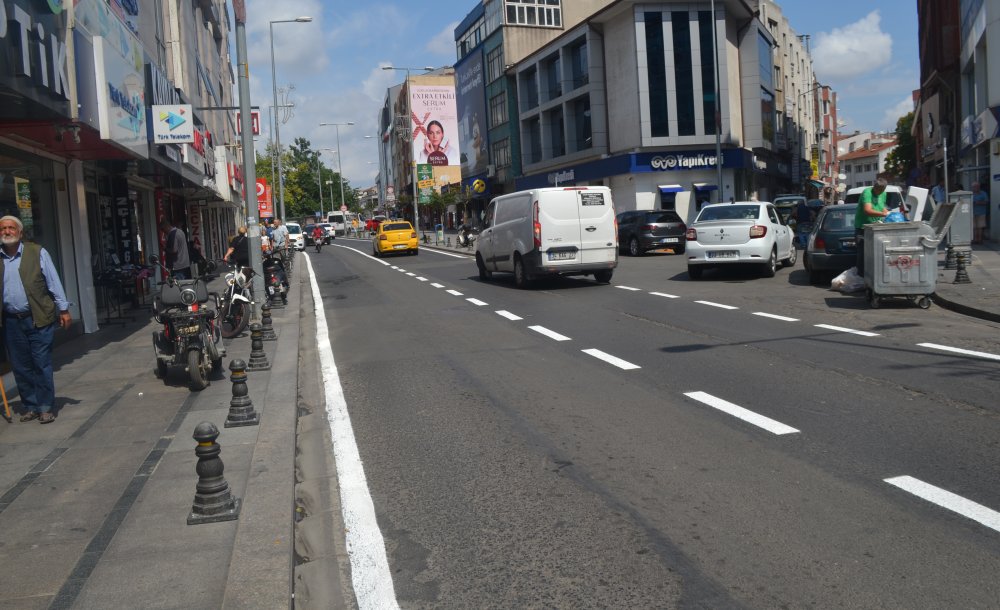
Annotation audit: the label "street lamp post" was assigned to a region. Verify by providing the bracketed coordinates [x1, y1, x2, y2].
[319, 122, 354, 214]
[268, 103, 293, 213]
[382, 66, 434, 232]
[269, 16, 312, 222]
[316, 148, 336, 218]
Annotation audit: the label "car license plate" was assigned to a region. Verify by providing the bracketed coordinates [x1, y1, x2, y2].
[841, 239, 856, 248]
[708, 250, 738, 259]
[661, 237, 679, 243]
[548, 251, 575, 261]
[393, 244, 407, 249]
[177, 325, 200, 336]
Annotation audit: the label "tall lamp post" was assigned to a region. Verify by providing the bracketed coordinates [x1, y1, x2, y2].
[269, 16, 312, 221]
[319, 122, 354, 214]
[268, 102, 294, 210]
[382, 66, 434, 231]
[315, 148, 337, 218]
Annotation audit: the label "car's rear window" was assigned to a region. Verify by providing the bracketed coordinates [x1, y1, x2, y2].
[287, 225, 301, 234]
[697, 205, 760, 221]
[383, 222, 412, 232]
[644, 211, 682, 223]
[821, 207, 856, 231]
[845, 191, 903, 208]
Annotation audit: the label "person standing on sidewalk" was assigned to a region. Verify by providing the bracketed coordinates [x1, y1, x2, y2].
[972, 181, 989, 243]
[159, 219, 191, 279]
[0, 216, 72, 424]
[270, 219, 290, 289]
[223, 226, 250, 270]
[853, 177, 891, 278]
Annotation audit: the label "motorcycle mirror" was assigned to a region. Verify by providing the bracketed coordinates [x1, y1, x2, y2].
[149, 254, 160, 265]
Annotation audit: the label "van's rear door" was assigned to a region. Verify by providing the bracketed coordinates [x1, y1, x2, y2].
[575, 189, 617, 265]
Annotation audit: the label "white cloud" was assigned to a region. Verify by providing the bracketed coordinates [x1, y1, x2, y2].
[426, 21, 460, 57]
[881, 95, 914, 131]
[813, 11, 892, 80]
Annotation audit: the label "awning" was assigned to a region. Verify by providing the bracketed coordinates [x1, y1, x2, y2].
[692, 183, 718, 191]
[658, 184, 683, 193]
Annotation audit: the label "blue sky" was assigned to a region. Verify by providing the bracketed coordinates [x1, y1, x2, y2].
[240, 1, 919, 189]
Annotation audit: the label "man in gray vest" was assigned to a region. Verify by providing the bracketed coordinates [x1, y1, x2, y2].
[0, 216, 72, 424]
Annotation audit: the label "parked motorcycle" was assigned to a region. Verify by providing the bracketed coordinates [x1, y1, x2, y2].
[457, 224, 479, 248]
[219, 263, 253, 338]
[262, 250, 288, 305]
[149, 255, 225, 391]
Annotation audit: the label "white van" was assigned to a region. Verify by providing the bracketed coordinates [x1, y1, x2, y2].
[327, 211, 347, 236]
[475, 186, 618, 287]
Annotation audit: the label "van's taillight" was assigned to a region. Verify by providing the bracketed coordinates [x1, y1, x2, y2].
[533, 201, 541, 248]
[814, 236, 826, 249]
[685, 227, 697, 241]
[749, 225, 767, 238]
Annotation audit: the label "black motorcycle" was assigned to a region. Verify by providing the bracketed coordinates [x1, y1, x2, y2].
[150, 255, 225, 391]
[262, 249, 288, 305]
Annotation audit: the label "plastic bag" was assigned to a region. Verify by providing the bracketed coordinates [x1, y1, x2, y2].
[884, 211, 906, 223]
[831, 266, 865, 293]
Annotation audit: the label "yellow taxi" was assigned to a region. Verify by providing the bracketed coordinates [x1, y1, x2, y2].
[372, 220, 419, 257]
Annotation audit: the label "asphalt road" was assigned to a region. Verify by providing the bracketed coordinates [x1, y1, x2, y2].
[308, 238, 1000, 608]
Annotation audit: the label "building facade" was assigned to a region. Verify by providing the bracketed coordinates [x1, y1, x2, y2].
[839, 140, 898, 190]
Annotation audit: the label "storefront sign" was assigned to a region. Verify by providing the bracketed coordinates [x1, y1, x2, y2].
[109, 0, 140, 38]
[650, 153, 718, 170]
[151, 104, 194, 143]
[188, 206, 203, 261]
[93, 36, 148, 158]
[257, 179, 273, 218]
[235, 110, 260, 136]
[960, 107, 999, 151]
[0, 0, 72, 113]
[547, 169, 575, 185]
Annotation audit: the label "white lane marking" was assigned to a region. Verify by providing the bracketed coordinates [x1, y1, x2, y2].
[304, 256, 400, 608]
[582, 348, 641, 370]
[416, 277, 428, 282]
[917, 343, 1000, 362]
[330, 243, 390, 265]
[684, 391, 800, 435]
[396, 268, 407, 273]
[650, 292, 680, 299]
[695, 300, 738, 310]
[446, 289, 464, 296]
[815, 323, 879, 337]
[616, 285, 642, 291]
[529, 326, 571, 342]
[406, 272, 416, 277]
[390, 266, 398, 270]
[422, 248, 468, 259]
[753, 312, 800, 322]
[885, 476, 1000, 534]
[466, 298, 488, 306]
[431, 283, 445, 288]
[496, 310, 523, 321]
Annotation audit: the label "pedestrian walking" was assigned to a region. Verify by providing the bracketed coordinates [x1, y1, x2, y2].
[160, 218, 191, 279]
[0, 216, 72, 424]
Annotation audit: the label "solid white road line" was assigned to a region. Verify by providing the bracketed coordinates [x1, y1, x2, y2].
[917, 343, 1000, 362]
[695, 300, 738, 310]
[650, 292, 680, 299]
[616, 285, 642, 291]
[884, 476, 1000, 534]
[304, 256, 399, 609]
[431, 283, 445, 288]
[424, 248, 468, 259]
[416, 277, 428, 282]
[753, 312, 800, 322]
[446, 289, 464, 296]
[815, 323, 879, 337]
[466, 298, 488, 306]
[529, 326, 571, 341]
[496, 310, 523, 321]
[684, 391, 800, 435]
[331, 243, 390, 265]
[582, 348, 641, 370]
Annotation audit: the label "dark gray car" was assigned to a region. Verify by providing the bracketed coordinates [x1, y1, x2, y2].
[616, 210, 686, 256]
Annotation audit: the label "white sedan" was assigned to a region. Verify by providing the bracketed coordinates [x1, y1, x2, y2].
[685, 202, 796, 279]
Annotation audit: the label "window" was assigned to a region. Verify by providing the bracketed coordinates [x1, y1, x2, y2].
[698, 11, 716, 135]
[486, 46, 503, 83]
[456, 14, 485, 58]
[761, 88, 775, 149]
[568, 39, 588, 89]
[758, 31, 774, 91]
[492, 137, 511, 168]
[542, 53, 561, 101]
[545, 107, 565, 157]
[505, 0, 561, 27]
[524, 117, 542, 164]
[644, 12, 669, 137]
[519, 66, 538, 109]
[489, 92, 507, 128]
[570, 96, 591, 152]
[672, 12, 695, 136]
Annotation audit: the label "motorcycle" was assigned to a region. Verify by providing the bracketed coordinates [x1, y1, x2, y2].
[456, 224, 479, 248]
[262, 249, 288, 305]
[219, 263, 253, 338]
[149, 255, 225, 391]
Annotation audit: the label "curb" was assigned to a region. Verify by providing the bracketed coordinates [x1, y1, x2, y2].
[930, 290, 1000, 323]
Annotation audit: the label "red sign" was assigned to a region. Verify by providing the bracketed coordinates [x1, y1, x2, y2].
[235, 110, 261, 136]
[257, 178, 273, 218]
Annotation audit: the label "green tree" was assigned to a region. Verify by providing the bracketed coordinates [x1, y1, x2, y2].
[883, 111, 915, 183]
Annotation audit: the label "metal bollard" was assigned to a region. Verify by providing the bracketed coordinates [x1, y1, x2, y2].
[260, 304, 277, 341]
[944, 244, 957, 270]
[187, 422, 241, 525]
[246, 323, 271, 371]
[224, 359, 259, 428]
[954, 251, 971, 284]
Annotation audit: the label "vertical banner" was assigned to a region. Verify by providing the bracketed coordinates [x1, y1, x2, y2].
[455, 50, 489, 177]
[410, 84, 461, 167]
[417, 164, 434, 204]
[257, 178, 273, 218]
[14, 178, 33, 238]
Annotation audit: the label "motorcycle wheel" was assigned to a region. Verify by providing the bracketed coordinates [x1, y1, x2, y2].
[188, 349, 208, 391]
[220, 299, 249, 338]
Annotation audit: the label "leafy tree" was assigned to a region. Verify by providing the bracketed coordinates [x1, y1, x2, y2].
[255, 137, 352, 220]
[883, 112, 915, 183]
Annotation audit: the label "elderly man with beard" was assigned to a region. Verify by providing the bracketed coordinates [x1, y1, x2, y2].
[0, 216, 72, 424]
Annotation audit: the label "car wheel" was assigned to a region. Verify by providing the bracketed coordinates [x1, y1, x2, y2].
[628, 237, 641, 257]
[477, 254, 492, 281]
[372, 245, 380, 258]
[514, 255, 529, 289]
[687, 265, 703, 280]
[783, 244, 797, 267]
[761, 248, 777, 278]
[594, 269, 613, 284]
[412, 249, 419, 256]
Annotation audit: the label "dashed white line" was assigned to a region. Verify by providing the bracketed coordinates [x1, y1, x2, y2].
[684, 391, 799, 435]
[616, 285, 642, 291]
[430, 283, 445, 288]
[496, 310, 523, 321]
[446, 289, 464, 296]
[815, 324, 879, 337]
[582, 349, 641, 370]
[917, 343, 1000, 362]
[753, 312, 800, 322]
[529, 326, 571, 342]
[390, 266, 399, 270]
[885, 476, 1000, 534]
[396, 268, 407, 273]
[406, 272, 416, 277]
[466, 298, 488, 306]
[650, 292, 680, 299]
[416, 277, 428, 282]
[695, 300, 738, 310]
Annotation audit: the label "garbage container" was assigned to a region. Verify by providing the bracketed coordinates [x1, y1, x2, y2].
[435, 223, 444, 245]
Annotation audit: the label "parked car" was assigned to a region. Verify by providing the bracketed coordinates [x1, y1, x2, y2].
[286, 222, 305, 251]
[804, 203, 859, 284]
[773, 194, 807, 225]
[685, 202, 796, 279]
[372, 220, 418, 257]
[616, 210, 686, 256]
[844, 185, 905, 211]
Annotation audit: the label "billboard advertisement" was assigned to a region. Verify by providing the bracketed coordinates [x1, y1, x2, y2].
[455, 51, 489, 177]
[257, 179, 273, 218]
[410, 84, 461, 167]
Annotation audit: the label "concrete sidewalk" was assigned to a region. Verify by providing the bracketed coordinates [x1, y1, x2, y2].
[0, 253, 340, 609]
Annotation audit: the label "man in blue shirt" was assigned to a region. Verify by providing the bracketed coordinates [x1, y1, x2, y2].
[0, 216, 72, 424]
